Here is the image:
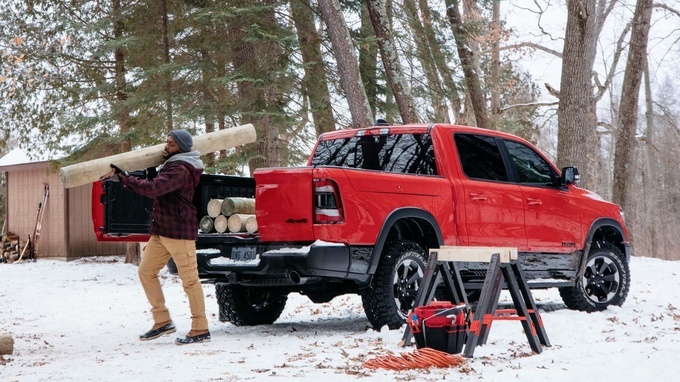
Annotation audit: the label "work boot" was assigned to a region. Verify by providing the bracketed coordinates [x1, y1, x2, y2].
[139, 321, 176, 341]
[175, 330, 211, 345]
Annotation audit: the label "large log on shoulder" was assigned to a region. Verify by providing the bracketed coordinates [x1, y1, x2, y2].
[0, 334, 13, 355]
[60, 124, 256, 188]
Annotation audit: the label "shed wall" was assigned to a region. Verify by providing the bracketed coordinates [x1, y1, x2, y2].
[6, 165, 67, 258]
[4, 163, 131, 260]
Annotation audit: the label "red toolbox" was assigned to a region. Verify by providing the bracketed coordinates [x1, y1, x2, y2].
[408, 301, 468, 354]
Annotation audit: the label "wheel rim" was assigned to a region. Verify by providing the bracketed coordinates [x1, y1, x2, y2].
[246, 289, 272, 311]
[392, 257, 424, 319]
[582, 255, 621, 304]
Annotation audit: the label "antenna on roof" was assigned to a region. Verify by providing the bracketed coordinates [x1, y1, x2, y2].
[375, 119, 388, 126]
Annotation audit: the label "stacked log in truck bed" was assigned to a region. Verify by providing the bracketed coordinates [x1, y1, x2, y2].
[199, 197, 257, 234]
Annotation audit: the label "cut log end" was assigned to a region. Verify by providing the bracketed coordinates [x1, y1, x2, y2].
[199, 216, 215, 233]
[214, 215, 228, 234]
[206, 199, 224, 218]
[0, 334, 14, 355]
[227, 214, 255, 233]
[245, 216, 258, 234]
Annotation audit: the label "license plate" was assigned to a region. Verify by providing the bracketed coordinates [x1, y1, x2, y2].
[231, 246, 257, 261]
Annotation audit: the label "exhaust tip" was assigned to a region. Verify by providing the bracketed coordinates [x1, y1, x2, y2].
[289, 271, 301, 284]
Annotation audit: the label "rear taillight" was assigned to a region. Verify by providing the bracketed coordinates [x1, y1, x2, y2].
[313, 178, 344, 224]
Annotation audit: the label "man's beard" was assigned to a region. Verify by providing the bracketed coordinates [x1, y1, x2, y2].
[162, 150, 179, 160]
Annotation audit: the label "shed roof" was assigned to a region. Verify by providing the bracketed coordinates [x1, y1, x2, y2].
[0, 148, 32, 166]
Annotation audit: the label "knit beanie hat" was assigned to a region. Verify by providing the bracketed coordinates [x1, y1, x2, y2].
[168, 129, 193, 152]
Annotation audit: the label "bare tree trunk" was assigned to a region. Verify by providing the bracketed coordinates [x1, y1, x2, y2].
[113, 0, 130, 153]
[318, 0, 373, 128]
[160, 0, 173, 132]
[612, 0, 653, 222]
[230, 0, 281, 171]
[556, 0, 617, 191]
[200, 49, 217, 168]
[291, 0, 335, 136]
[556, 1, 599, 190]
[417, 0, 463, 123]
[446, 0, 490, 129]
[403, 0, 448, 122]
[642, 55, 657, 257]
[359, 2, 378, 119]
[366, 0, 416, 124]
[489, 0, 501, 129]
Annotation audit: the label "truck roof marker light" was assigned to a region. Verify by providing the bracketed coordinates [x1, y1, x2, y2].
[313, 178, 344, 224]
[355, 128, 390, 137]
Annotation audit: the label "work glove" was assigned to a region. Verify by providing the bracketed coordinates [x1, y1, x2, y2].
[110, 164, 130, 178]
[144, 166, 158, 180]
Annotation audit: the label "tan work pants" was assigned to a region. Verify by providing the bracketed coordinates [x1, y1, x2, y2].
[138, 235, 209, 331]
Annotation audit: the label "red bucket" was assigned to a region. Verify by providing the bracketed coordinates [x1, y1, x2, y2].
[408, 301, 468, 354]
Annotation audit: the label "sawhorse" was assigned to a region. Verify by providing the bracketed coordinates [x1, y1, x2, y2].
[401, 246, 550, 357]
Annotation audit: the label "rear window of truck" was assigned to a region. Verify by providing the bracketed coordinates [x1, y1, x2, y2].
[311, 133, 437, 175]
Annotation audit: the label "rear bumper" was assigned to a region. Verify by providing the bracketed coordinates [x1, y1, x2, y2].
[169, 241, 372, 286]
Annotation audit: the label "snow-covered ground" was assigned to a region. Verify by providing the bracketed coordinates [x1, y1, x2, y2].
[1, 255, 679, 381]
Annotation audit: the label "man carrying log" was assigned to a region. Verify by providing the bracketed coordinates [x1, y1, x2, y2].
[104, 129, 210, 345]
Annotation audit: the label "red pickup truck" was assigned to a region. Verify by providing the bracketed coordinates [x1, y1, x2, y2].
[94, 123, 631, 330]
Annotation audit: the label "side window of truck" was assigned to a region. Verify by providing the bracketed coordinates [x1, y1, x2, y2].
[454, 134, 508, 181]
[503, 139, 554, 185]
[312, 133, 437, 175]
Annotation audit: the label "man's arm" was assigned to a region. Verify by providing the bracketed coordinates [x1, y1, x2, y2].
[121, 164, 186, 198]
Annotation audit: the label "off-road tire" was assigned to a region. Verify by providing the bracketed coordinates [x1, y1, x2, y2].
[362, 240, 427, 330]
[215, 284, 288, 326]
[559, 241, 630, 312]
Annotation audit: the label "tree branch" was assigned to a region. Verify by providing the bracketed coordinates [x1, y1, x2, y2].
[500, 100, 559, 113]
[654, 3, 680, 18]
[544, 82, 560, 98]
[594, 21, 633, 101]
[501, 42, 562, 58]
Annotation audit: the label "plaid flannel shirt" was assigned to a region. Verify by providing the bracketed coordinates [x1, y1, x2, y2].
[121, 161, 203, 240]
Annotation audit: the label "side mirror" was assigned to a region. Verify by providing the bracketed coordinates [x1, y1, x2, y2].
[561, 166, 580, 186]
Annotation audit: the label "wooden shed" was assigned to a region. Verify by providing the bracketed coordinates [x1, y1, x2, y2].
[0, 152, 130, 260]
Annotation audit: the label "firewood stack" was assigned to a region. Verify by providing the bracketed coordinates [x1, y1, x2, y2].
[1, 232, 23, 264]
[199, 197, 257, 234]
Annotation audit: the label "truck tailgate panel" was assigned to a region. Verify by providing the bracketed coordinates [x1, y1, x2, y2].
[255, 167, 315, 242]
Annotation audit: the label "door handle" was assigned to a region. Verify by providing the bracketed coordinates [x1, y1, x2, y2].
[469, 192, 488, 201]
[527, 198, 542, 206]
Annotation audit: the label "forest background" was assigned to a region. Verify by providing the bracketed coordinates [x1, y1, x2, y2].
[0, 0, 678, 260]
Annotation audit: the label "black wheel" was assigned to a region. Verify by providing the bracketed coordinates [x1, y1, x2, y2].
[362, 240, 427, 330]
[559, 241, 630, 312]
[215, 284, 288, 326]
